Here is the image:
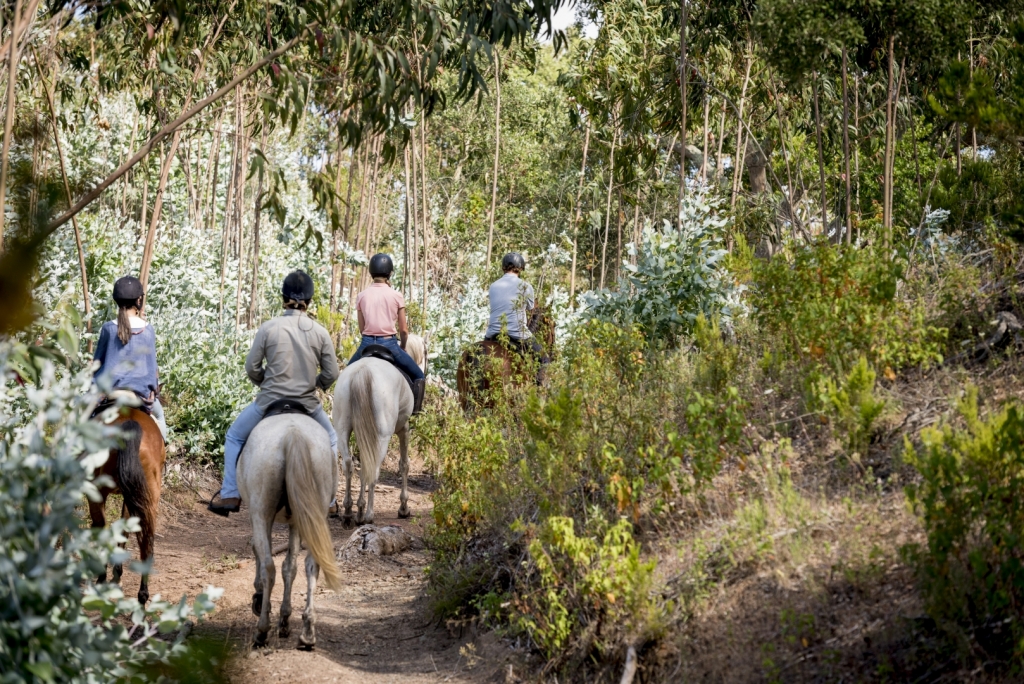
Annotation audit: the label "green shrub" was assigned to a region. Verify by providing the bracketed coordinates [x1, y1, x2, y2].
[752, 241, 946, 373]
[0, 339, 222, 683]
[817, 356, 886, 456]
[581, 193, 744, 346]
[903, 387, 1024, 659]
[512, 515, 662, 659]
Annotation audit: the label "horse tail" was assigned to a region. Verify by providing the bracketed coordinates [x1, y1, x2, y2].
[116, 420, 152, 535]
[350, 368, 381, 472]
[405, 334, 427, 373]
[284, 428, 343, 592]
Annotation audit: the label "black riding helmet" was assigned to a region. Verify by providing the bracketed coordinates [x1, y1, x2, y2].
[502, 252, 526, 272]
[282, 270, 314, 302]
[113, 275, 144, 307]
[369, 253, 394, 279]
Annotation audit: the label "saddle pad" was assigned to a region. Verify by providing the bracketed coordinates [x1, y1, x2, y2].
[360, 344, 413, 388]
[263, 398, 312, 418]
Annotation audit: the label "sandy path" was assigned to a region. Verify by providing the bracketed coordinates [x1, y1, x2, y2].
[116, 453, 524, 683]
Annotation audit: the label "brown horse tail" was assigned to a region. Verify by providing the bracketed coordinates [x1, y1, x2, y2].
[350, 368, 381, 474]
[284, 426, 343, 592]
[116, 420, 151, 533]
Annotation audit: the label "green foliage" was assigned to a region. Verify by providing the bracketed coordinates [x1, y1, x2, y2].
[582, 193, 744, 347]
[513, 516, 661, 658]
[752, 241, 945, 373]
[0, 339, 222, 683]
[904, 388, 1024, 660]
[817, 356, 886, 456]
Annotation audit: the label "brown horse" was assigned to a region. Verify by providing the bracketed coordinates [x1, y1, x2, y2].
[88, 406, 166, 604]
[456, 307, 555, 409]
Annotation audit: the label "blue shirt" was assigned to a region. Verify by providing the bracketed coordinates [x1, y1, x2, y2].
[93, 320, 159, 399]
[486, 273, 535, 339]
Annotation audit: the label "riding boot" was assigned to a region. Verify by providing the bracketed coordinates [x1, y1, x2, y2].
[412, 378, 426, 415]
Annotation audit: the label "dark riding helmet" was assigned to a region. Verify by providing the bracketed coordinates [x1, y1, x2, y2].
[282, 270, 314, 302]
[369, 253, 394, 278]
[112, 275, 144, 306]
[501, 252, 526, 272]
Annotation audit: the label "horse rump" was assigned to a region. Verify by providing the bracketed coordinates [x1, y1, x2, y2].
[283, 428, 343, 592]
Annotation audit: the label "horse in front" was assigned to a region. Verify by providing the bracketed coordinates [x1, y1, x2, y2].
[332, 334, 426, 527]
[238, 407, 343, 649]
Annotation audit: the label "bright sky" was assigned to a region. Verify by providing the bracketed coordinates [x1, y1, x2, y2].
[549, 4, 600, 40]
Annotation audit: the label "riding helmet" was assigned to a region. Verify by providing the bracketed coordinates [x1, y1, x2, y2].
[282, 270, 314, 302]
[112, 276, 144, 305]
[501, 252, 526, 272]
[368, 253, 394, 278]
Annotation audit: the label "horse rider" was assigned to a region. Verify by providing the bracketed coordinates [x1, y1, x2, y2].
[486, 252, 550, 384]
[208, 271, 339, 516]
[347, 253, 427, 414]
[92, 275, 168, 443]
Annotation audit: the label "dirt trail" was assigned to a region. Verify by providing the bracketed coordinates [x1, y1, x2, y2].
[116, 453, 523, 683]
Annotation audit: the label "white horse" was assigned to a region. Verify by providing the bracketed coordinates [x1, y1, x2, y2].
[332, 334, 426, 527]
[238, 414, 343, 648]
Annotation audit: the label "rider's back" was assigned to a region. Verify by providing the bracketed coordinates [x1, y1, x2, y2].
[94, 319, 158, 399]
[246, 310, 338, 413]
[486, 272, 535, 339]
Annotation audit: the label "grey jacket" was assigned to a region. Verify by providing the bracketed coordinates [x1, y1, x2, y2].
[245, 310, 339, 413]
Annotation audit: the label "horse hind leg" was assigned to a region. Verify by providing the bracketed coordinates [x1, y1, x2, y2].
[341, 427, 355, 529]
[397, 425, 411, 519]
[361, 437, 388, 525]
[299, 552, 319, 650]
[88, 498, 108, 584]
[278, 527, 301, 639]
[252, 517, 276, 647]
[112, 502, 128, 585]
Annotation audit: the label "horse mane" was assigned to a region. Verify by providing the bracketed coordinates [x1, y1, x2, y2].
[405, 334, 427, 373]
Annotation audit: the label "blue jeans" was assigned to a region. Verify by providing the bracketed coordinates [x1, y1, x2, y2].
[348, 335, 425, 381]
[220, 401, 337, 499]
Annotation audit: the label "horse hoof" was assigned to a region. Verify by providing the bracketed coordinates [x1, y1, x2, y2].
[342, 517, 355, 530]
[112, 566, 123, 584]
[298, 635, 315, 651]
[138, 590, 149, 605]
[398, 507, 411, 519]
[252, 592, 264, 616]
[96, 572, 107, 585]
[279, 625, 291, 639]
[254, 633, 269, 648]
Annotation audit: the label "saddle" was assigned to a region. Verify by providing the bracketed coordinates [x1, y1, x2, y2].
[90, 390, 152, 420]
[263, 398, 312, 419]
[360, 344, 414, 388]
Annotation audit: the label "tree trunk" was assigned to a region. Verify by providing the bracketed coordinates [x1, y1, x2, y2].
[408, 124, 420, 294]
[0, 0, 23, 252]
[485, 51, 501, 268]
[678, 0, 688, 202]
[904, 74, 922, 202]
[419, 113, 429, 325]
[569, 122, 591, 303]
[248, 125, 268, 326]
[403, 145, 412, 297]
[715, 101, 726, 181]
[854, 74, 861, 237]
[767, 68, 800, 235]
[202, 111, 224, 229]
[812, 71, 828, 237]
[139, 128, 184, 292]
[41, 60, 90, 331]
[600, 121, 618, 290]
[122, 111, 139, 216]
[730, 48, 753, 209]
[700, 94, 711, 181]
[233, 106, 249, 338]
[842, 47, 852, 244]
[219, 89, 241, 326]
[883, 35, 895, 243]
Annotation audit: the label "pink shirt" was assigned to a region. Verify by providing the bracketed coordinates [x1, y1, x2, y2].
[356, 283, 405, 336]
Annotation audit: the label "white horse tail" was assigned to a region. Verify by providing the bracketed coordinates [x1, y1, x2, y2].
[405, 334, 427, 374]
[350, 367, 381, 471]
[284, 428, 343, 592]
